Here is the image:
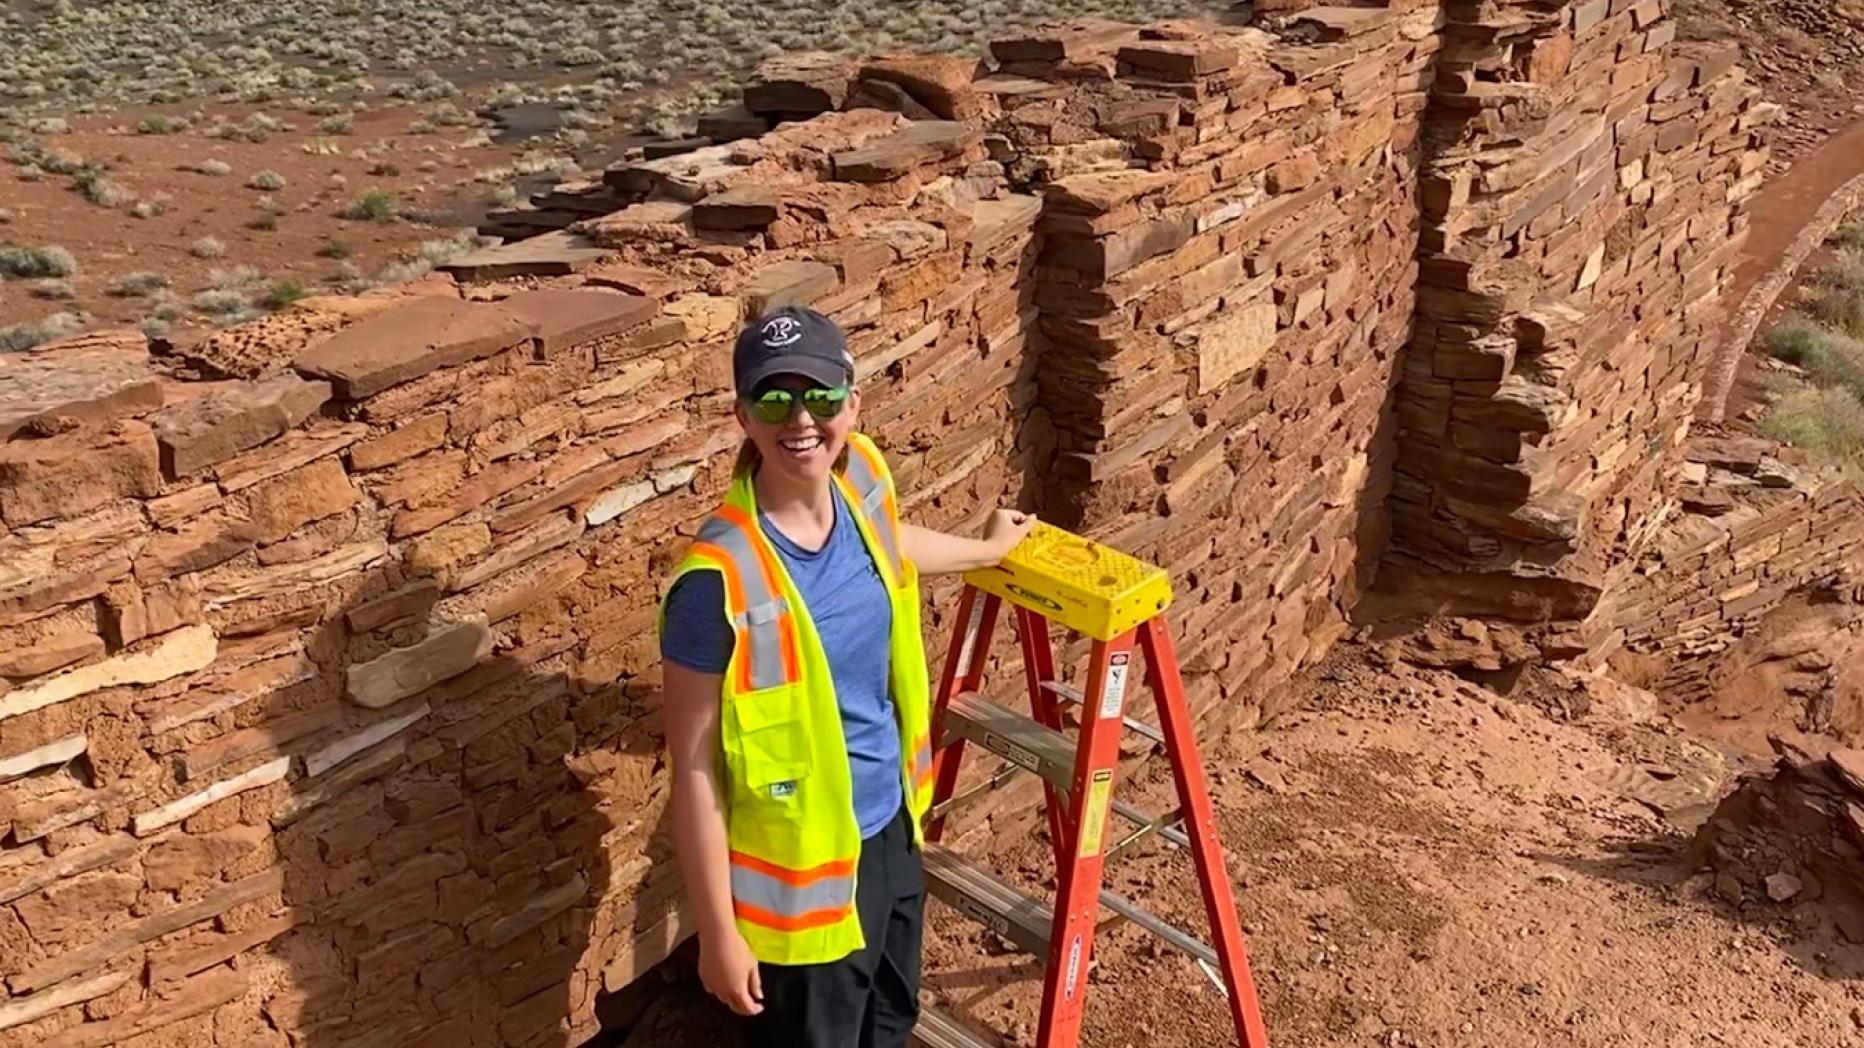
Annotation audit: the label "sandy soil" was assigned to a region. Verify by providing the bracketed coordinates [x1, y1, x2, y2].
[0, 102, 525, 337]
[611, 644, 1864, 1047]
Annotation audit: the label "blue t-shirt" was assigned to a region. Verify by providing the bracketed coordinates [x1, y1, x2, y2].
[662, 488, 902, 838]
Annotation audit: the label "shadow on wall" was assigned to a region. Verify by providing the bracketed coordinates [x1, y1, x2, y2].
[251, 580, 660, 1048]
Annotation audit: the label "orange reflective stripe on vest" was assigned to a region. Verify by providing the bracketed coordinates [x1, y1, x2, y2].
[694, 511, 801, 692]
[729, 851, 858, 932]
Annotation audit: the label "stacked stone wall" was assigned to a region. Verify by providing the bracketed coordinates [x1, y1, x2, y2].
[1596, 436, 1864, 702]
[1386, 0, 1772, 624]
[0, 8, 1790, 1047]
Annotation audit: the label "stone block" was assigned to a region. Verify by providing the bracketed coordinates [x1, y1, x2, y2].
[742, 260, 840, 316]
[437, 231, 611, 282]
[498, 288, 658, 355]
[696, 103, 771, 142]
[693, 186, 784, 231]
[0, 334, 161, 440]
[150, 374, 331, 479]
[1044, 170, 1178, 215]
[0, 420, 162, 527]
[347, 618, 493, 708]
[1116, 41, 1239, 81]
[858, 54, 985, 120]
[744, 52, 851, 115]
[0, 733, 86, 784]
[0, 624, 216, 724]
[295, 297, 539, 400]
[0, 631, 104, 679]
[832, 122, 975, 182]
[350, 412, 449, 472]
[1189, 300, 1278, 394]
[247, 457, 360, 543]
[131, 755, 289, 836]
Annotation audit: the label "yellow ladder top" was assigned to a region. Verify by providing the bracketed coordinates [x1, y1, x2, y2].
[962, 521, 1173, 641]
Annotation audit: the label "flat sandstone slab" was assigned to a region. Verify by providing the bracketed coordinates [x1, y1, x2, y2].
[293, 297, 538, 400]
[0, 335, 162, 439]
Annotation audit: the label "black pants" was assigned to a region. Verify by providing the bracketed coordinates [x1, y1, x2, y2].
[751, 805, 925, 1048]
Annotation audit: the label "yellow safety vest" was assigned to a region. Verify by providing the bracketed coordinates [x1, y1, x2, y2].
[663, 432, 933, 965]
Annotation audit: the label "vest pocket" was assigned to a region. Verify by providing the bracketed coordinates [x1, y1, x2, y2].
[731, 683, 812, 791]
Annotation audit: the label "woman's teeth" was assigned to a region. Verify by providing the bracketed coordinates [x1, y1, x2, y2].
[779, 435, 823, 453]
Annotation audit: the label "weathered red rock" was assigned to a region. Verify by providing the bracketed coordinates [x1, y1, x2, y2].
[149, 373, 331, 479]
[832, 121, 976, 182]
[0, 420, 163, 526]
[0, 334, 162, 440]
[294, 297, 539, 399]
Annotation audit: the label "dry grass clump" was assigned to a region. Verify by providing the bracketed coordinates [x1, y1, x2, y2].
[1759, 227, 1864, 471]
[0, 310, 84, 352]
[338, 189, 397, 222]
[0, 243, 77, 278]
[189, 236, 226, 259]
[107, 271, 169, 297]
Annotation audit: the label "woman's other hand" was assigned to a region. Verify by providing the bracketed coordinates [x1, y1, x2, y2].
[983, 508, 1038, 563]
[699, 928, 765, 1016]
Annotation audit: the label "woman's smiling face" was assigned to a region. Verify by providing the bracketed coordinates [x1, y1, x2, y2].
[736, 374, 860, 486]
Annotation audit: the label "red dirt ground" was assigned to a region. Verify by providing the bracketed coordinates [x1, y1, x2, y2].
[1, 102, 518, 337]
[613, 645, 1864, 1047]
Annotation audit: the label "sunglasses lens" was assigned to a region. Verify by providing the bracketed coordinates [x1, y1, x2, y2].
[802, 386, 849, 420]
[750, 391, 793, 424]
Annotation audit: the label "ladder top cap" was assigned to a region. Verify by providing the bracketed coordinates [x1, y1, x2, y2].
[962, 521, 1172, 640]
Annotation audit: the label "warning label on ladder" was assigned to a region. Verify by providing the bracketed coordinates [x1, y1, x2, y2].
[1078, 770, 1113, 858]
[1100, 653, 1130, 719]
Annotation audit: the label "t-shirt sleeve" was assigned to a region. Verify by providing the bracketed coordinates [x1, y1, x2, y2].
[660, 572, 733, 674]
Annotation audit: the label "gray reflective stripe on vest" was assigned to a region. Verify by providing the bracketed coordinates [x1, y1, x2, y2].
[842, 453, 904, 580]
[732, 862, 855, 919]
[912, 737, 933, 781]
[698, 515, 791, 691]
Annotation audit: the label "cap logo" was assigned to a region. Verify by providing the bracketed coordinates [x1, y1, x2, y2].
[761, 316, 803, 348]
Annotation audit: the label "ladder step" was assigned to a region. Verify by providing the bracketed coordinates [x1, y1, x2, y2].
[913, 1001, 998, 1048]
[1097, 888, 1221, 971]
[923, 843, 1053, 956]
[941, 693, 1077, 790]
[1110, 798, 1190, 849]
[925, 845, 1221, 982]
[1038, 679, 1166, 745]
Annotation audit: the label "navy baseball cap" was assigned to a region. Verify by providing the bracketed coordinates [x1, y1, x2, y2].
[733, 306, 855, 395]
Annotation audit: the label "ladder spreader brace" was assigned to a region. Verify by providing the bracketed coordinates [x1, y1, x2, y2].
[910, 523, 1270, 1048]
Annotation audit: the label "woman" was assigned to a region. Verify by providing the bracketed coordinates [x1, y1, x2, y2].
[659, 305, 1035, 1048]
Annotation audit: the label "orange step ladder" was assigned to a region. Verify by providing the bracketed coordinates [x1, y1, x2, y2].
[911, 523, 1269, 1048]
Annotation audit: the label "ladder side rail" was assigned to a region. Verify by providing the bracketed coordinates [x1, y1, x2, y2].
[1138, 616, 1270, 1048]
[1013, 604, 1072, 864]
[928, 587, 1001, 842]
[1035, 632, 1136, 1048]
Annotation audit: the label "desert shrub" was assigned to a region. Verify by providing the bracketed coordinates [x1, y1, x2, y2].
[0, 243, 77, 278]
[1760, 386, 1864, 465]
[260, 278, 308, 310]
[247, 202, 282, 231]
[30, 278, 74, 299]
[189, 236, 226, 259]
[316, 238, 353, 259]
[1808, 249, 1864, 337]
[191, 287, 252, 317]
[130, 195, 171, 219]
[136, 114, 184, 134]
[75, 170, 133, 208]
[339, 190, 396, 222]
[0, 311, 83, 352]
[246, 170, 286, 191]
[1832, 223, 1864, 251]
[107, 271, 168, 297]
[190, 159, 233, 176]
[318, 114, 354, 135]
